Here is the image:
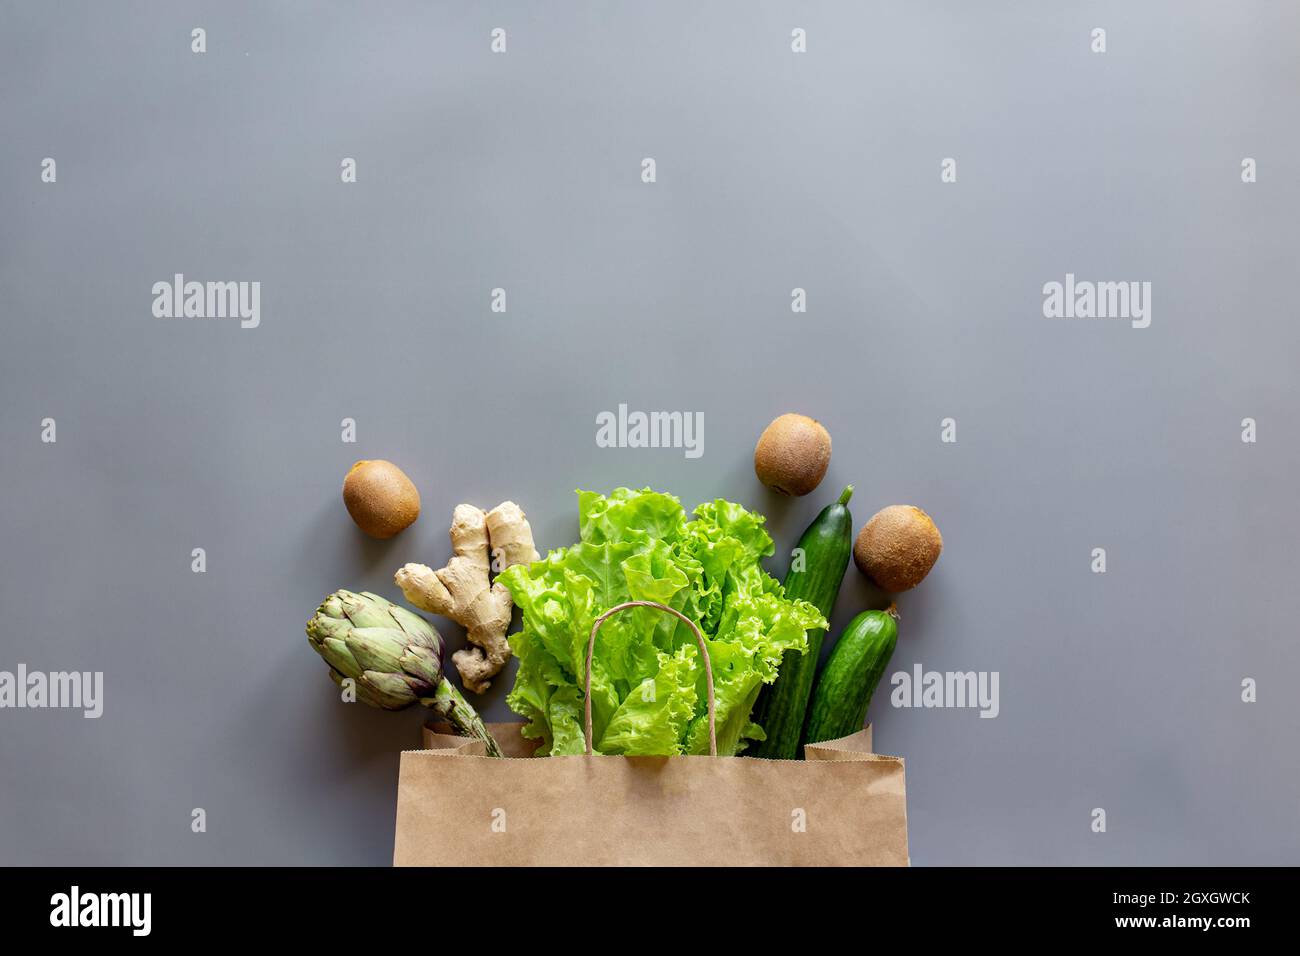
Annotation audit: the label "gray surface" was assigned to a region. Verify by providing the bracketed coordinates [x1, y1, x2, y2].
[2, 1, 1298, 866]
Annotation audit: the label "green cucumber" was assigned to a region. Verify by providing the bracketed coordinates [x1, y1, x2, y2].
[802, 607, 899, 746]
[751, 485, 854, 759]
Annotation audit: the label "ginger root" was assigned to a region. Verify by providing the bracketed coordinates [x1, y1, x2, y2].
[395, 501, 539, 693]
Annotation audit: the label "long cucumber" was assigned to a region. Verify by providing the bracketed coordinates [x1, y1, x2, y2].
[751, 485, 854, 759]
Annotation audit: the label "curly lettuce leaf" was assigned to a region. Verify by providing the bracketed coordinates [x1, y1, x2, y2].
[599, 645, 700, 755]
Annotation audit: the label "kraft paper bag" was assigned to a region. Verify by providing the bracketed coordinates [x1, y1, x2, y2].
[393, 601, 908, 867]
[395, 722, 906, 866]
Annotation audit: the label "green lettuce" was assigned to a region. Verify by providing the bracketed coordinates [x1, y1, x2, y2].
[500, 488, 826, 756]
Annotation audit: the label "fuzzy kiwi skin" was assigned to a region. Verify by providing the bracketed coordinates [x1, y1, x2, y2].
[853, 505, 942, 592]
[342, 460, 421, 539]
[754, 413, 832, 496]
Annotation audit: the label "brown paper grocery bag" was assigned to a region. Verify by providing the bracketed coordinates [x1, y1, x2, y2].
[393, 601, 908, 867]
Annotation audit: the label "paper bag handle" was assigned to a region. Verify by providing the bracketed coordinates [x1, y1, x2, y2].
[584, 601, 718, 757]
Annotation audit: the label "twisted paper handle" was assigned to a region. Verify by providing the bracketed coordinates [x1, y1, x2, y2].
[583, 601, 718, 757]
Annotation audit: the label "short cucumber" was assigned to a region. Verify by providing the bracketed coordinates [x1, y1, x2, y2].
[802, 607, 899, 746]
[751, 485, 854, 759]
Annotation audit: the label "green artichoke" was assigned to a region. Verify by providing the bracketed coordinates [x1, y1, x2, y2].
[307, 589, 502, 757]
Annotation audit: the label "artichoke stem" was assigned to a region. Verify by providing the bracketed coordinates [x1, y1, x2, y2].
[425, 679, 504, 758]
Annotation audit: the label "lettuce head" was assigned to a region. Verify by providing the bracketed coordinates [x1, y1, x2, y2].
[500, 488, 826, 756]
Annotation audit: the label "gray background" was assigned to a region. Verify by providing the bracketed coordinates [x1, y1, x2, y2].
[2, 1, 1297, 866]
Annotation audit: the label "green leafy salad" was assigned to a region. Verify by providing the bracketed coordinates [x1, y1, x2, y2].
[499, 488, 826, 756]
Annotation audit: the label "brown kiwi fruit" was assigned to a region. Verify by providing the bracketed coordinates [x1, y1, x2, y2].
[853, 505, 942, 592]
[754, 413, 832, 496]
[342, 460, 421, 539]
